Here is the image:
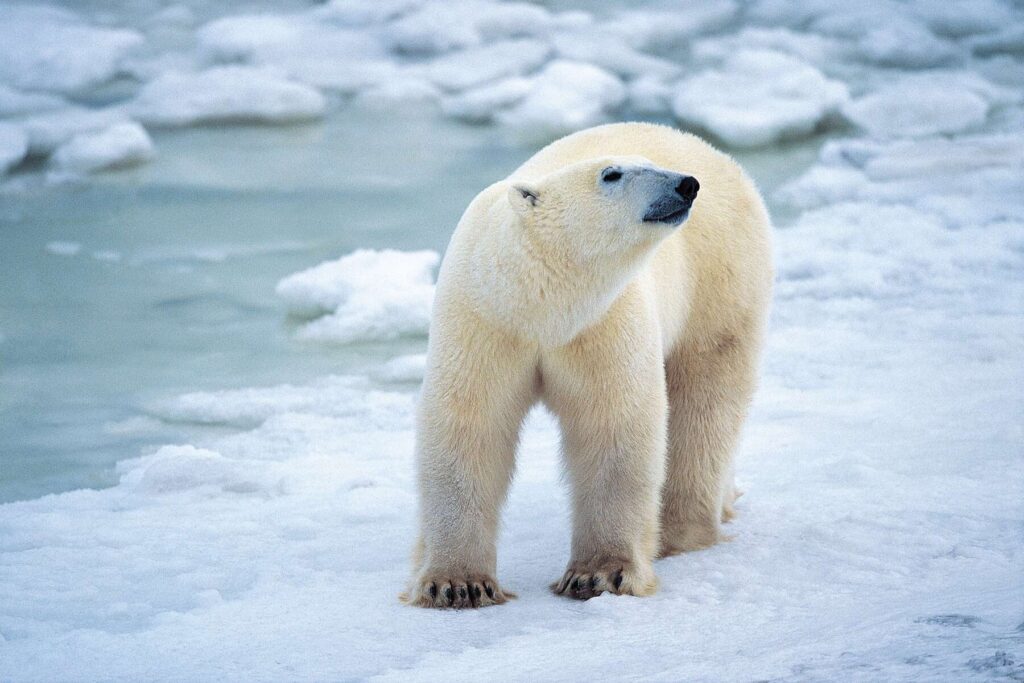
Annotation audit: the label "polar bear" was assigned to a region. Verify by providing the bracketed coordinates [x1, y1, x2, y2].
[404, 122, 772, 608]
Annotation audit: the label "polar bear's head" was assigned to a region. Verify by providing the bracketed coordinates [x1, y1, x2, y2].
[506, 156, 700, 262]
[464, 155, 701, 344]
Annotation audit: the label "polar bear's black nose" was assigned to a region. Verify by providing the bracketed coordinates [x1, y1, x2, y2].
[675, 176, 700, 202]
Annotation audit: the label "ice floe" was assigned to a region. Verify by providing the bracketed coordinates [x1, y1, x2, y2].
[0, 4, 142, 95]
[811, 10, 960, 68]
[0, 123, 28, 175]
[441, 77, 534, 123]
[0, 84, 63, 118]
[777, 133, 1024, 228]
[276, 249, 439, 344]
[843, 70, 1021, 138]
[196, 12, 392, 93]
[552, 28, 681, 80]
[420, 39, 551, 92]
[608, 2, 739, 50]
[0, 0, 1018, 181]
[497, 60, 626, 139]
[119, 445, 284, 496]
[51, 122, 154, 174]
[382, 0, 561, 55]
[844, 85, 988, 138]
[671, 50, 848, 147]
[18, 107, 131, 157]
[128, 67, 327, 126]
[969, 24, 1024, 57]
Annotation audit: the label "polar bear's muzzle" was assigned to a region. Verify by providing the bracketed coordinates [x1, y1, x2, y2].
[643, 173, 699, 226]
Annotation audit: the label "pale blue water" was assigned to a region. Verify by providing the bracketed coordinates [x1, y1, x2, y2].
[0, 112, 513, 501]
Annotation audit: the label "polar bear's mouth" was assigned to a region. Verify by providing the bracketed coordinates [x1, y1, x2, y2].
[642, 201, 691, 225]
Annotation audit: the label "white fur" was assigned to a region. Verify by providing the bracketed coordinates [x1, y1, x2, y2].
[403, 122, 773, 608]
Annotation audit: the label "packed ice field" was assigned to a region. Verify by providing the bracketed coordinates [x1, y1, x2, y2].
[1, 0, 1023, 680]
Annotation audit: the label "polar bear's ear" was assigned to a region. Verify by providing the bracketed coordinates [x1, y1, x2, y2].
[508, 183, 539, 216]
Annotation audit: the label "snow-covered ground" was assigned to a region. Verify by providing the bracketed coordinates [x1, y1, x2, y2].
[1, 0, 1023, 680]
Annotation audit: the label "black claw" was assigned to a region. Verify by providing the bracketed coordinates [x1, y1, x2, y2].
[571, 577, 580, 592]
[458, 586, 468, 600]
[444, 586, 453, 603]
[612, 571, 623, 590]
[472, 584, 481, 599]
[485, 584, 495, 599]
[428, 583, 437, 599]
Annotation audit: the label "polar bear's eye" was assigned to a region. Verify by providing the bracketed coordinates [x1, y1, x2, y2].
[601, 168, 623, 183]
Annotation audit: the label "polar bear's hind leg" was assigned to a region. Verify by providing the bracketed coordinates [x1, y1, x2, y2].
[659, 330, 760, 556]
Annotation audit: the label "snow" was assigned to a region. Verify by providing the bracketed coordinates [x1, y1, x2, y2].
[51, 122, 154, 174]
[119, 445, 284, 496]
[128, 67, 327, 127]
[276, 249, 439, 344]
[150, 375, 405, 430]
[375, 354, 428, 383]
[1, 244, 1021, 678]
[776, 203, 960, 300]
[671, 49, 849, 147]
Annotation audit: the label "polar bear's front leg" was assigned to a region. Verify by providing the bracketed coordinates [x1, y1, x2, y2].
[542, 293, 668, 600]
[404, 319, 537, 609]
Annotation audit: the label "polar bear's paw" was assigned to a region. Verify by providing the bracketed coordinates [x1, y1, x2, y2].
[552, 557, 658, 600]
[659, 522, 732, 557]
[402, 572, 514, 609]
[722, 486, 744, 523]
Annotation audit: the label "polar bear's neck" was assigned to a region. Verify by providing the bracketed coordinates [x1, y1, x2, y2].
[461, 213, 650, 348]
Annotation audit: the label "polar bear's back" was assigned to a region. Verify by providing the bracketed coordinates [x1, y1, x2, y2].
[514, 122, 773, 355]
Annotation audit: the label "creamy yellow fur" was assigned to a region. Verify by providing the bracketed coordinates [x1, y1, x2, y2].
[404, 122, 773, 608]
